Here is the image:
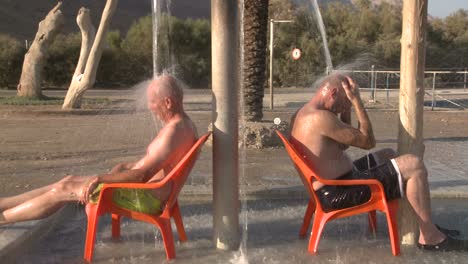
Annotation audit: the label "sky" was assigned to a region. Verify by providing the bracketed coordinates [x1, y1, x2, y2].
[428, 0, 468, 18]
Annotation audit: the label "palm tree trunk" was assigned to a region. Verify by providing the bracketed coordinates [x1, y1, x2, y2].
[243, 0, 269, 121]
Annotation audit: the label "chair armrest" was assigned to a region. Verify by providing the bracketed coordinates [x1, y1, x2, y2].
[100, 181, 167, 191]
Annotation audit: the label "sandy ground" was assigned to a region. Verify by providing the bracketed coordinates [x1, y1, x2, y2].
[0, 89, 467, 197]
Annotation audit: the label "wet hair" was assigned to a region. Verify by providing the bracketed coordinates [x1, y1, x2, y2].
[317, 73, 348, 91]
[160, 74, 184, 103]
[150, 73, 184, 104]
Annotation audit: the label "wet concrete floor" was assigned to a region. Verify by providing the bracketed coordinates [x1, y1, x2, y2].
[15, 198, 468, 264]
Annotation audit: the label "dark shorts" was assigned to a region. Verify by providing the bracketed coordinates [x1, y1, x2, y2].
[315, 154, 403, 211]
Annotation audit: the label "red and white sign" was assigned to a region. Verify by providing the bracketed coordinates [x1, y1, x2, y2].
[292, 48, 301, 60]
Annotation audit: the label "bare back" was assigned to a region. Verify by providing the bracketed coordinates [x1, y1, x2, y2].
[291, 104, 353, 190]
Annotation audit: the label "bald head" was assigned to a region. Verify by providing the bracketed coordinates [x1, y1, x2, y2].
[148, 74, 184, 104]
[314, 73, 351, 113]
[146, 74, 185, 120]
[318, 73, 348, 92]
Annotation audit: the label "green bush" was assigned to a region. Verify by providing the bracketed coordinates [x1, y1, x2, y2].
[97, 31, 126, 87]
[121, 15, 211, 87]
[121, 16, 153, 83]
[44, 33, 81, 86]
[169, 18, 211, 87]
[0, 34, 25, 89]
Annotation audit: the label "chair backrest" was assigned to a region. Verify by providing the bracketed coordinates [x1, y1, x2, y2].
[276, 130, 320, 197]
[163, 132, 211, 209]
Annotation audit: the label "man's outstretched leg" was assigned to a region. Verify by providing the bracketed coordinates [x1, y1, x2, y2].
[0, 176, 84, 211]
[395, 154, 467, 250]
[0, 176, 90, 224]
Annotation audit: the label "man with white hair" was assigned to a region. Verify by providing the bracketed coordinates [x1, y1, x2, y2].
[0, 74, 198, 223]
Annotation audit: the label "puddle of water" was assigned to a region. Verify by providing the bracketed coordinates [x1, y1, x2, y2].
[14, 198, 468, 264]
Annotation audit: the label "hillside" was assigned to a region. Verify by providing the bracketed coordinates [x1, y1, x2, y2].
[0, 0, 210, 40]
[0, 0, 403, 40]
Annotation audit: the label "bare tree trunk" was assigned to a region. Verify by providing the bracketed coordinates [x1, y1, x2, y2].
[73, 8, 96, 80]
[397, 0, 428, 246]
[17, 2, 64, 98]
[62, 0, 118, 109]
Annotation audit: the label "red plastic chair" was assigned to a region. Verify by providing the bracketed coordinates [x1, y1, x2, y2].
[83, 132, 211, 262]
[276, 130, 400, 256]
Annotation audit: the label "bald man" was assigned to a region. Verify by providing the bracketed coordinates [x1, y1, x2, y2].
[291, 74, 467, 251]
[0, 74, 198, 224]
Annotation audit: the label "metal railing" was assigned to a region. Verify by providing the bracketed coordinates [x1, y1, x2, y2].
[338, 67, 468, 110]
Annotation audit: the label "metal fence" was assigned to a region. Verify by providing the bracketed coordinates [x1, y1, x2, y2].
[338, 67, 468, 110]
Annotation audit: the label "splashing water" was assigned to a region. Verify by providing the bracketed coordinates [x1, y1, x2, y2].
[310, 0, 333, 72]
[229, 249, 249, 264]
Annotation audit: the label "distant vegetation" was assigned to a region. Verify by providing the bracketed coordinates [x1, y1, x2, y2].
[0, 1, 466, 89]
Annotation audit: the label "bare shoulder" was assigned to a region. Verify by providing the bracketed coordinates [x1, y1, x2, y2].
[314, 109, 340, 123]
[160, 115, 197, 143]
[295, 107, 336, 127]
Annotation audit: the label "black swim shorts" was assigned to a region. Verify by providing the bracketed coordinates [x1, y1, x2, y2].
[315, 154, 404, 211]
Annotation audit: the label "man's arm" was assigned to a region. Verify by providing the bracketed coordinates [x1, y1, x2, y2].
[343, 76, 375, 149]
[109, 162, 137, 173]
[99, 125, 178, 184]
[338, 108, 351, 150]
[80, 125, 179, 203]
[318, 77, 375, 150]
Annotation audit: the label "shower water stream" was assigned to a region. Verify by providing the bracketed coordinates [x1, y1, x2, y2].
[229, 0, 249, 262]
[310, 0, 333, 72]
[151, 0, 160, 77]
[152, 0, 174, 78]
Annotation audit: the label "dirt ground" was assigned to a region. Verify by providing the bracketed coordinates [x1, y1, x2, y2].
[0, 98, 467, 197]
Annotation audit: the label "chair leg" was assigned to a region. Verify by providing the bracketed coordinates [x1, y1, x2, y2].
[159, 219, 176, 260]
[368, 210, 377, 233]
[84, 205, 99, 262]
[111, 213, 121, 239]
[171, 202, 187, 242]
[300, 200, 315, 238]
[386, 201, 400, 256]
[308, 212, 327, 254]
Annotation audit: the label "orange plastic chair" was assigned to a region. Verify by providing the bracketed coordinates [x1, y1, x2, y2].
[83, 132, 211, 262]
[276, 130, 400, 256]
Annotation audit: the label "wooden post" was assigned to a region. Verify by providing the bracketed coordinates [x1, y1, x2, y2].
[397, 0, 428, 246]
